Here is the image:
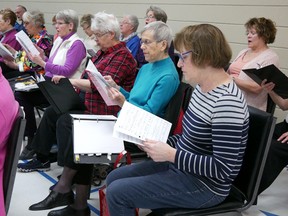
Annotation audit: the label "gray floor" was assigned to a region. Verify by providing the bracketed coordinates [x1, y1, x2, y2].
[7, 161, 288, 216]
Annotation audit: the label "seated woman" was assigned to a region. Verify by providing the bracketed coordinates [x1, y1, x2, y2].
[106, 24, 250, 216]
[80, 14, 98, 56]
[119, 15, 140, 57]
[227, 17, 279, 111]
[3, 10, 53, 78]
[145, 5, 175, 62]
[258, 80, 288, 194]
[107, 20, 180, 153]
[16, 9, 87, 160]
[0, 66, 19, 216]
[0, 9, 22, 78]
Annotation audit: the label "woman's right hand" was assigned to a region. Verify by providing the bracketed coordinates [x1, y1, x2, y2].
[34, 44, 46, 60]
[104, 75, 119, 90]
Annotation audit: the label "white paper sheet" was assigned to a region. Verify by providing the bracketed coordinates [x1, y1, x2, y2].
[71, 114, 124, 154]
[15, 30, 40, 56]
[86, 60, 117, 106]
[113, 102, 172, 145]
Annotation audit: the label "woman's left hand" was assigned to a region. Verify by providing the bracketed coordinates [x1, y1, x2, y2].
[52, 75, 65, 84]
[142, 140, 176, 162]
[261, 79, 275, 92]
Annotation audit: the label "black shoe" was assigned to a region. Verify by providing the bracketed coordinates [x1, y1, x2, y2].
[29, 190, 74, 211]
[19, 147, 36, 160]
[48, 205, 91, 216]
[17, 158, 50, 172]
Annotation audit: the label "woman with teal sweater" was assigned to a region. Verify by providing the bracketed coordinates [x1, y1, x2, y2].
[106, 21, 179, 151]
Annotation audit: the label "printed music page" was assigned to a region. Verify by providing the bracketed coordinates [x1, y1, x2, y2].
[113, 101, 172, 145]
[15, 30, 40, 56]
[86, 60, 117, 106]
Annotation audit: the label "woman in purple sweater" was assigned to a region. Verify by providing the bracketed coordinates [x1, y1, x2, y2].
[17, 9, 87, 160]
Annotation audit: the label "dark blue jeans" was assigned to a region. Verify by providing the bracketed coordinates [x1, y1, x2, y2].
[106, 160, 225, 216]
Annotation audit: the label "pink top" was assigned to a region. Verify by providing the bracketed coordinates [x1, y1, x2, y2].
[228, 48, 279, 111]
[0, 67, 19, 216]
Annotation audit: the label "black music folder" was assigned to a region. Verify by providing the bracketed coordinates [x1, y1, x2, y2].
[243, 64, 288, 99]
[37, 77, 85, 114]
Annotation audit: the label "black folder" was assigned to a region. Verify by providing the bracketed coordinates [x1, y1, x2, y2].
[37, 77, 86, 114]
[243, 64, 288, 99]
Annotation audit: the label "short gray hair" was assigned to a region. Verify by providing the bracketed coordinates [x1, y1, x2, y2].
[141, 21, 172, 52]
[22, 10, 45, 27]
[126, 14, 139, 32]
[91, 12, 120, 40]
[146, 6, 167, 23]
[56, 9, 78, 32]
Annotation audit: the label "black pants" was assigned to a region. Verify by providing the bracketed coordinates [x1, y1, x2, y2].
[15, 90, 49, 142]
[258, 120, 288, 194]
[31, 106, 93, 185]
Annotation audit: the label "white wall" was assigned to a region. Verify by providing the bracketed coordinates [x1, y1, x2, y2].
[3, 0, 288, 120]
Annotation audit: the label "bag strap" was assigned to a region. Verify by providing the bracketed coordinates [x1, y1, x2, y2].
[113, 150, 132, 169]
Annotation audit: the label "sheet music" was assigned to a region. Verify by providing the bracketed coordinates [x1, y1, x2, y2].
[15, 30, 40, 55]
[113, 102, 172, 145]
[86, 60, 117, 106]
[72, 114, 124, 154]
[0, 42, 14, 60]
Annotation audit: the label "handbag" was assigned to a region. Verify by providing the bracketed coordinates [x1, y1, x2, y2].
[99, 150, 139, 216]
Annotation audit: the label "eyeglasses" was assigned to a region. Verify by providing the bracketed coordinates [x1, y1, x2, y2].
[82, 25, 90, 31]
[175, 50, 198, 62]
[120, 21, 131, 25]
[246, 31, 258, 36]
[145, 15, 155, 19]
[94, 32, 108, 38]
[140, 39, 160, 46]
[55, 22, 69, 26]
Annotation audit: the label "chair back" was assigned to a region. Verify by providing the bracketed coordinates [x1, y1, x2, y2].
[232, 106, 275, 210]
[3, 107, 26, 214]
[266, 95, 276, 115]
[164, 82, 193, 135]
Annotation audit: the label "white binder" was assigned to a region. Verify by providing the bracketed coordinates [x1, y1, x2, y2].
[71, 114, 124, 163]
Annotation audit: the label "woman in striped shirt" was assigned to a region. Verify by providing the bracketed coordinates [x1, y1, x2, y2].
[106, 24, 250, 216]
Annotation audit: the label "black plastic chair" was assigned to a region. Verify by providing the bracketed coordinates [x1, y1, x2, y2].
[148, 106, 276, 216]
[3, 107, 26, 214]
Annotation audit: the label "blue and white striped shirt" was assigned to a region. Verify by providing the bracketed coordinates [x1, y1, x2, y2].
[168, 81, 249, 197]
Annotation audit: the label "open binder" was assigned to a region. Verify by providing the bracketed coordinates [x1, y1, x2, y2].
[71, 114, 124, 163]
[37, 77, 85, 114]
[243, 64, 288, 99]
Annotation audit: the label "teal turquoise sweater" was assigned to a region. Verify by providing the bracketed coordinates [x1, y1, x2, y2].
[120, 57, 179, 117]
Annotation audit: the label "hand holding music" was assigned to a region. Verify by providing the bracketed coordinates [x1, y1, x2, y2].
[104, 75, 119, 90]
[107, 87, 125, 107]
[142, 139, 176, 162]
[261, 79, 275, 93]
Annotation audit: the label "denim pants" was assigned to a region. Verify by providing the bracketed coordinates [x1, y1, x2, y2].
[106, 160, 225, 216]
